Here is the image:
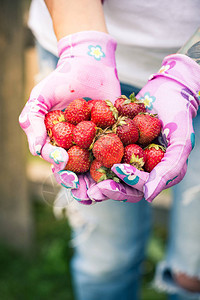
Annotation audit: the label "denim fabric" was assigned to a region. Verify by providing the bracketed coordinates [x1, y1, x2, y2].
[68, 198, 152, 300]
[154, 110, 200, 300]
[37, 43, 200, 300]
[120, 82, 141, 97]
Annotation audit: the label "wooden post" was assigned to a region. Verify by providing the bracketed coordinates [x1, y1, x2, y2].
[0, 0, 34, 252]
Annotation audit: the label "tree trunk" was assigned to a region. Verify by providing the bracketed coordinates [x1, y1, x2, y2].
[0, 0, 34, 252]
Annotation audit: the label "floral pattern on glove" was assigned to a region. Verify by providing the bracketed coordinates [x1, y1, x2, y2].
[190, 132, 195, 149]
[166, 175, 178, 186]
[158, 122, 178, 147]
[58, 170, 79, 189]
[197, 91, 200, 101]
[181, 87, 199, 110]
[111, 163, 149, 193]
[114, 165, 140, 186]
[49, 149, 65, 165]
[158, 59, 176, 74]
[139, 92, 156, 111]
[88, 45, 105, 61]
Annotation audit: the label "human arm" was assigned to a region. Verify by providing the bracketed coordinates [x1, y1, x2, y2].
[44, 0, 107, 39]
[19, 0, 123, 203]
[19, 0, 120, 160]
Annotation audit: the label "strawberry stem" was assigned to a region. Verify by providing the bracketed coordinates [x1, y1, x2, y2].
[144, 143, 166, 152]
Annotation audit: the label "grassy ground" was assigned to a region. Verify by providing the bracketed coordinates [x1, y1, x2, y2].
[0, 200, 167, 300]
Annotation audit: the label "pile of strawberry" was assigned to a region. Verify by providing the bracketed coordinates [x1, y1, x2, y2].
[44, 94, 166, 183]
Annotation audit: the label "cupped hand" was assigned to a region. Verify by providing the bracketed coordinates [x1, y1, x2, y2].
[19, 31, 121, 168]
[112, 54, 200, 202]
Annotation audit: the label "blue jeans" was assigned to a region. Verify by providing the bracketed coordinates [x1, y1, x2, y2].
[36, 44, 200, 300]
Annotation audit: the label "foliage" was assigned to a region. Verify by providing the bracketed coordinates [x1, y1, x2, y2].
[0, 200, 167, 300]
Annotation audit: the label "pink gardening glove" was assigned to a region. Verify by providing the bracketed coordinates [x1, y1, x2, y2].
[87, 165, 145, 203]
[112, 54, 200, 202]
[19, 31, 121, 203]
[19, 31, 120, 160]
[87, 179, 144, 203]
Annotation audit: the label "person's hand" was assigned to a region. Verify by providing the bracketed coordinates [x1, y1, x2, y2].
[87, 164, 145, 203]
[51, 157, 144, 204]
[87, 178, 144, 203]
[19, 30, 120, 162]
[19, 31, 123, 202]
[113, 54, 200, 202]
[52, 167, 98, 205]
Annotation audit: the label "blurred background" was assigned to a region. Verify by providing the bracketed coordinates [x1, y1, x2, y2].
[0, 1, 171, 299]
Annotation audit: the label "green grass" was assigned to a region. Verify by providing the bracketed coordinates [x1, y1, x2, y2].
[0, 200, 167, 300]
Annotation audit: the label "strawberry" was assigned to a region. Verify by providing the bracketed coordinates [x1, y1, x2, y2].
[64, 98, 90, 125]
[87, 99, 100, 112]
[92, 133, 124, 168]
[90, 159, 120, 183]
[73, 121, 97, 149]
[65, 145, 91, 173]
[113, 116, 139, 146]
[91, 100, 118, 129]
[114, 93, 146, 119]
[44, 110, 65, 136]
[51, 122, 75, 150]
[144, 144, 166, 172]
[132, 113, 162, 145]
[90, 160, 108, 182]
[123, 144, 146, 170]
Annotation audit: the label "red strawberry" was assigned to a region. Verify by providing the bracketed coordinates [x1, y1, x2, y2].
[73, 121, 97, 149]
[123, 144, 146, 170]
[90, 160, 108, 182]
[64, 98, 90, 125]
[114, 93, 146, 119]
[87, 99, 100, 112]
[92, 133, 124, 168]
[44, 110, 65, 136]
[51, 122, 75, 150]
[144, 144, 166, 172]
[91, 100, 118, 129]
[132, 113, 162, 145]
[90, 159, 120, 183]
[113, 116, 139, 146]
[65, 145, 91, 173]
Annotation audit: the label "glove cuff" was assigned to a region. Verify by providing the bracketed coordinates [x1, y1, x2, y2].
[57, 30, 117, 64]
[154, 54, 200, 102]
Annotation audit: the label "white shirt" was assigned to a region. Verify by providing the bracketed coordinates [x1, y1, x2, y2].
[28, 0, 200, 87]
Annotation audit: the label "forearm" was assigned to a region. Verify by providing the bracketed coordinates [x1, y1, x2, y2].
[178, 27, 200, 65]
[44, 0, 108, 40]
